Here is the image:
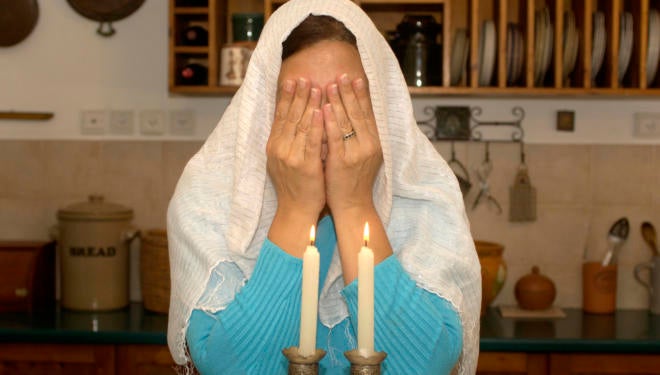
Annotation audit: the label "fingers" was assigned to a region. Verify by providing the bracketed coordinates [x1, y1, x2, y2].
[291, 86, 322, 161]
[323, 102, 347, 156]
[271, 79, 295, 136]
[336, 74, 367, 135]
[326, 82, 354, 136]
[304, 109, 324, 162]
[282, 78, 311, 141]
[352, 77, 378, 137]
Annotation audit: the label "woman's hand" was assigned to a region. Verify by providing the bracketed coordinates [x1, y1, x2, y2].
[266, 78, 325, 230]
[323, 74, 383, 215]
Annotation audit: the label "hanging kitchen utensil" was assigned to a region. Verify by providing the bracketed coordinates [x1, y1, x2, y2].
[473, 142, 502, 214]
[641, 222, 659, 256]
[447, 141, 472, 197]
[66, 0, 145, 37]
[601, 217, 629, 266]
[509, 142, 537, 222]
[0, 0, 39, 47]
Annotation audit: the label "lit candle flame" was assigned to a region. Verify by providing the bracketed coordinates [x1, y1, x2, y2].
[310, 225, 316, 246]
[363, 222, 369, 246]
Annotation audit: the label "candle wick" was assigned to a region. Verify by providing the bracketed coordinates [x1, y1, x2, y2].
[310, 239, 314, 246]
[364, 240, 367, 247]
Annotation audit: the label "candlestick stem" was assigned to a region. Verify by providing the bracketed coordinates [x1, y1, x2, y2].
[282, 347, 326, 375]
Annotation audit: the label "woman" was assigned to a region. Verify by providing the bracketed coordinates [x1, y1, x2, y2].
[167, 0, 481, 374]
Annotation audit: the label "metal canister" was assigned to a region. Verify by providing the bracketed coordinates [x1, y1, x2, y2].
[55, 195, 138, 311]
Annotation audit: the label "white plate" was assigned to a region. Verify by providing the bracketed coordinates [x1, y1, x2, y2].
[451, 29, 468, 85]
[514, 27, 525, 84]
[647, 9, 660, 85]
[567, 27, 579, 80]
[536, 8, 554, 86]
[508, 24, 523, 85]
[534, 9, 546, 84]
[539, 8, 553, 85]
[592, 11, 606, 81]
[563, 11, 575, 80]
[618, 12, 633, 83]
[479, 20, 496, 86]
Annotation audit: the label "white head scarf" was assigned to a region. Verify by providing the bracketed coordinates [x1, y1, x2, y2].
[167, 0, 481, 373]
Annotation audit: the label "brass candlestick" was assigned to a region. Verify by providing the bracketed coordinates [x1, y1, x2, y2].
[344, 349, 387, 375]
[282, 347, 326, 375]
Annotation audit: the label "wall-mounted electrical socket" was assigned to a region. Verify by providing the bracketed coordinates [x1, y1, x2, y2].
[81, 110, 107, 135]
[169, 109, 195, 136]
[139, 110, 166, 135]
[109, 110, 135, 135]
[634, 113, 660, 138]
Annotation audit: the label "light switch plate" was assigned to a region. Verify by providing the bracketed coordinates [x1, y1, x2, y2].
[109, 110, 135, 135]
[140, 110, 166, 135]
[634, 113, 660, 138]
[169, 109, 195, 136]
[81, 110, 107, 135]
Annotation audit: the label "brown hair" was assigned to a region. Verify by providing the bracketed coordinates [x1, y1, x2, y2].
[282, 15, 357, 60]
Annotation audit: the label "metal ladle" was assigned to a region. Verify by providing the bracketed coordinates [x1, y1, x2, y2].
[641, 222, 659, 256]
[601, 217, 629, 266]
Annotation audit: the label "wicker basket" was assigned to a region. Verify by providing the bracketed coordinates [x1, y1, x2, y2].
[140, 229, 170, 314]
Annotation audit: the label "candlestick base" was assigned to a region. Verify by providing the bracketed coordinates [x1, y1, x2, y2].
[282, 346, 326, 375]
[344, 349, 387, 375]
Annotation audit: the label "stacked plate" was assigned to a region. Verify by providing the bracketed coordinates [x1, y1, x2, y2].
[507, 23, 524, 85]
[591, 11, 607, 82]
[618, 12, 634, 83]
[534, 7, 554, 86]
[648, 9, 660, 86]
[563, 11, 579, 83]
[450, 28, 470, 86]
[479, 20, 496, 86]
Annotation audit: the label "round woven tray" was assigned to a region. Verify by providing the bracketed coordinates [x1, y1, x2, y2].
[140, 229, 170, 314]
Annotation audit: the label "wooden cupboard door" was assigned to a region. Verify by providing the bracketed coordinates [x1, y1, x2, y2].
[116, 345, 180, 375]
[0, 343, 114, 375]
[478, 352, 548, 375]
[550, 354, 660, 375]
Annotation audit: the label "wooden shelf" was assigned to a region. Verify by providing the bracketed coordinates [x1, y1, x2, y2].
[169, 0, 660, 96]
[173, 7, 210, 14]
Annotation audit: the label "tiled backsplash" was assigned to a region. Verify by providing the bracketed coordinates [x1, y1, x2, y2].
[2, 141, 659, 310]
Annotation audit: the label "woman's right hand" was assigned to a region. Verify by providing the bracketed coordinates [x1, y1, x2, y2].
[266, 78, 325, 224]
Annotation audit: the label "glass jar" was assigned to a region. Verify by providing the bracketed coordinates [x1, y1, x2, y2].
[396, 15, 442, 87]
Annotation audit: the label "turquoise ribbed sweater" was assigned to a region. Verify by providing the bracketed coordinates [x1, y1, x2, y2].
[186, 216, 462, 374]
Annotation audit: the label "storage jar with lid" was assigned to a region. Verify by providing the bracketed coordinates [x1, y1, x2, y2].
[54, 195, 138, 311]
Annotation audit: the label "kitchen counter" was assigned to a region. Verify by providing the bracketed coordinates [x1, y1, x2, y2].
[1, 304, 659, 353]
[480, 307, 660, 353]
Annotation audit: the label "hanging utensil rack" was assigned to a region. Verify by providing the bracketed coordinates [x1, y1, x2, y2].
[469, 106, 525, 143]
[417, 105, 526, 143]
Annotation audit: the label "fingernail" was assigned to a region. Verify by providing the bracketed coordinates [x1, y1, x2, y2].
[297, 77, 308, 89]
[328, 84, 338, 96]
[283, 80, 294, 93]
[340, 74, 350, 85]
[310, 87, 320, 98]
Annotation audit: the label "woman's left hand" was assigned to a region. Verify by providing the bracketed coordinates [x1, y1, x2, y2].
[323, 74, 383, 214]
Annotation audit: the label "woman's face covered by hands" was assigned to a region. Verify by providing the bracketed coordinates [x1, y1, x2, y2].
[267, 39, 384, 219]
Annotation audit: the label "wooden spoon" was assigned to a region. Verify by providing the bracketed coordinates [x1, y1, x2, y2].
[641, 222, 659, 256]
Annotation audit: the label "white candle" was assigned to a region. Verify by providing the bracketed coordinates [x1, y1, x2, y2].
[358, 222, 375, 356]
[299, 225, 320, 357]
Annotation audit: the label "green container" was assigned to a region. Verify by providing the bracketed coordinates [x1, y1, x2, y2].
[232, 13, 264, 42]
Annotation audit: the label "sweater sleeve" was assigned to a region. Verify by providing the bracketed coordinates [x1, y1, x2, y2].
[340, 255, 463, 375]
[186, 240, 303, 375]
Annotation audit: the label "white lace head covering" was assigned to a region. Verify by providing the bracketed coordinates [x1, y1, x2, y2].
[167, 0, 481, 373]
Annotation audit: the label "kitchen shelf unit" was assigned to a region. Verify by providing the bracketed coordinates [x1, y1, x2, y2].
[169, 0, 660, 96]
